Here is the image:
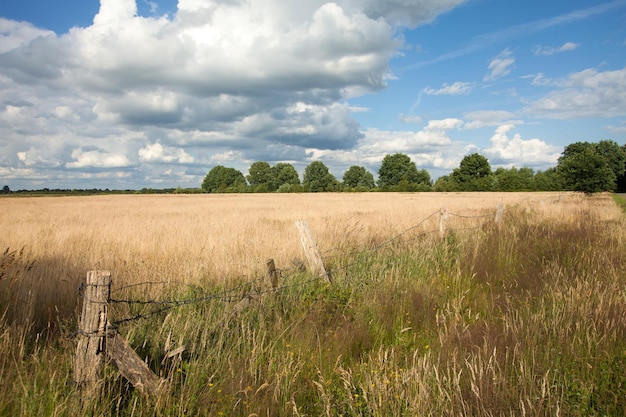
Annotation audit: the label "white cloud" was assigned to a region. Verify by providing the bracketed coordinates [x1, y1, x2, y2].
[604, 122, 626, 135]
[0, 18, 55, 53]
[526, 66, 626, 119]
[356, 118, 463, 155]
[423, 81, 472, 95]
[532, 41, 579, 56]
[138, 142, 194, 164]
[345, 0, 466, 28]
[66, 148, 131, 169]
[483, 124, 562, 167]
[529, 73, 553, 86]
[399, 114, 423, 124]
[484, 49, 515, 81]
[464, 110, 522, 129]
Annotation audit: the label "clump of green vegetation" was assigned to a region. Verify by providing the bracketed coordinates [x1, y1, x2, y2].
[1, 199, 625, 416]
[612, 193, 626, 213]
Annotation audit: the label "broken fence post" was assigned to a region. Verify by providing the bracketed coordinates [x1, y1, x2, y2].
[106, 332, 164, 397]
[266, 258, 279, 289]
[295, 219, 331, 284]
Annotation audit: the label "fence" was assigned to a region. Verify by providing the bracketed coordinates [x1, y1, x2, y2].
[72, 195, 562, 399]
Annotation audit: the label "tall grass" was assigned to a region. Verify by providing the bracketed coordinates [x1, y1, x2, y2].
[1, 192, 625, 416]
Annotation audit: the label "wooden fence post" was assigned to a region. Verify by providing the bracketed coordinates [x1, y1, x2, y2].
[295, 220, 331, 284]
[74, 270, 112, 396]
[439, 208, 448, 239]
[266, 258, 278, 289]
[106, 333, 163, 397]
[495, 203, 504, 225]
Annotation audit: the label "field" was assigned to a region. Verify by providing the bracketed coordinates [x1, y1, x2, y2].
[1, 192, 625, 416]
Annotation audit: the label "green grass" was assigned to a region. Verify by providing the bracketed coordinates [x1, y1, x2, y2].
[1, 203, 626, 416]
[612, 193, 626, 213]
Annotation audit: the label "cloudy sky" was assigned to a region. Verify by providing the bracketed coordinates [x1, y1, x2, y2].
[1, 0, 625, 190]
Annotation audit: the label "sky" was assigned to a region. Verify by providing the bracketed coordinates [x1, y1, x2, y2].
[1, 0, 625, 190]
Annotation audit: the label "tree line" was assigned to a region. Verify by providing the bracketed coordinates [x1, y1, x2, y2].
[202, 140, 626, 194]
[3, 140, 623, 195]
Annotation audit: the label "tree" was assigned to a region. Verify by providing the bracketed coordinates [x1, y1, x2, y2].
[451, 153, 493, 191]
[343, 166, 375, 190]
[557, 140, 625, 193]
[202, 166, 247, 193]
[303, 161, 337, 192]
[433, 175, 459, 192]
[247, 161, 273, 192]
[558, 147, 616, 193]
[533, 167, 565, 191]
[270, 163, 300, 191]
[1, 185, 10, 194]
[595, 140, 626, 181]
[378, 153, 429, 190]
[618, 144, 626, 192]
[493, 167, 535, 191]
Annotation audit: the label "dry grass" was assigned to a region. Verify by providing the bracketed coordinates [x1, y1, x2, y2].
[0, 192, 577, 278]
[1, 191, 625, 416]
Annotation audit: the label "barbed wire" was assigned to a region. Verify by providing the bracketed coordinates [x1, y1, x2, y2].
[97, 193, 571, 326]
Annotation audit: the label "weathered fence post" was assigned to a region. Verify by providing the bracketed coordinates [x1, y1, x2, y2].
[75, 270, 164, 399]
[295, 220, 331, 284]
[74, 270, 112, 397]
[439, 208, 448, 239]
[495, 203, 504, 226]
[106, 333, 163, 397]
[266, 258, 278, 289]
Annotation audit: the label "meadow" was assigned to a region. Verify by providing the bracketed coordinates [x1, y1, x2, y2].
[1, 192, 625, 416]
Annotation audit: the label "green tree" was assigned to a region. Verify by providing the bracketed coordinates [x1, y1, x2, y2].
[452, 153, 493, 191]
[247, 161, 273, 192]
[618, 144, 626, 192]
[343, 166, 375, 190]
[557, 140, 625, 193]
[378, 153, 429, 190]
[433, 175, 459, 192]
[595, 140, 626, 181]
[1, 185, 10, 194]
[493, 167, 535, 191]
[558, 147, 616, 193]
[202, 165, 247, 193]
[533, 167, 565, 191]
[303, 161, 337, 192]
[270, 163, 300, 191]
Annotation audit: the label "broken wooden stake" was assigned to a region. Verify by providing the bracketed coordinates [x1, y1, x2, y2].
[295, 219, 331, 284]
[106, 332, 164, 397]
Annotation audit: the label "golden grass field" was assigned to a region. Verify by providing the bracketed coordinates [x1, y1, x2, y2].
[1, 191, 625, 416]
[0, 191, 592, 287]
[0, 191, 607, 333]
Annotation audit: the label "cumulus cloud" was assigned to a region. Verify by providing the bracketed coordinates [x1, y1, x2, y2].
[66, 148, 131, 169]
[423, 81, 472, 95]
[138, 142, 194, 164]
[1, 0, 469, 188]
[484, 49, 515, 81]
[0, 18, 55, 53]
[525, 66, 626, 119]
[347, 0, 466, 28]
[355, 118, 463, 155]
[483, 124, 561, 167]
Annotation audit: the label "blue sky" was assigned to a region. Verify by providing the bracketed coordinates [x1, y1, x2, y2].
[1, 0, 625, 189]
